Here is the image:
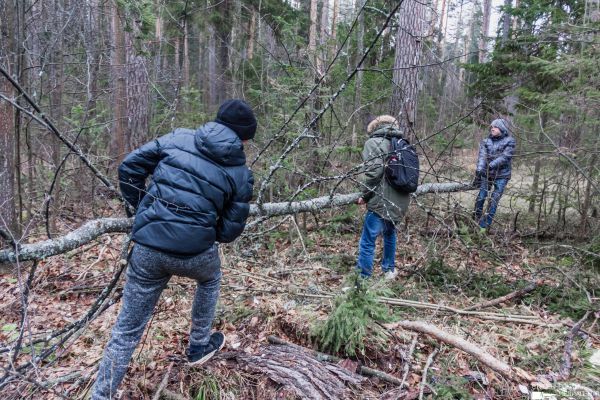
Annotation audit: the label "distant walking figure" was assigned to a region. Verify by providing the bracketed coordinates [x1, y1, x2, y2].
[473, 118, 516, 229]
[92, 99, 256, 399]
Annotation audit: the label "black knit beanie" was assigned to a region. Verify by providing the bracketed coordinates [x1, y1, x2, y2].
[215, 99, 257, 141]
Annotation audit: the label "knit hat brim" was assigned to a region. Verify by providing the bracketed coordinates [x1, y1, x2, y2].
[215, 99, 257, 141]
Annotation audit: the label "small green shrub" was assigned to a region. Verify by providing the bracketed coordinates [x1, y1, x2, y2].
[312, 277, 392, 357]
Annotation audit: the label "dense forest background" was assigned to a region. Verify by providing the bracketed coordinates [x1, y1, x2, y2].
[0, 0, 599, 399]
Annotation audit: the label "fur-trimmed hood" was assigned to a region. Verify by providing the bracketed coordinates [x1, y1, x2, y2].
[367, 115, 400, 135]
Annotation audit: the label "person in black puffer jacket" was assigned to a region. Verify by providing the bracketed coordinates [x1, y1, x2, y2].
[473, 118, 516, 229]
[92, 99, 255, 400]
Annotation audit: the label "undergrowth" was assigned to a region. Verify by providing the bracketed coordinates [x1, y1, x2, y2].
[312, 276, 393, 357]
[419, 258, 594, 320]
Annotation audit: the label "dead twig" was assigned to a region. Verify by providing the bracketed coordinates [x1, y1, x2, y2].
[385, 320, 536, 382]
[539, 311, 592, 383]
[419, 347, 439, 400]
[463, 281, 539, 311]
[152, 362, 175, 400]
[400, 334, 419, 388]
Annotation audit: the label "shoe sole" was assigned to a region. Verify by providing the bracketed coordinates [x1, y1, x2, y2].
[188, 338, 226, 366]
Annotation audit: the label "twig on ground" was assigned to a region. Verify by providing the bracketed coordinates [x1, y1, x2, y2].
[538, 311, 592, 383]
[141, 379, 187, 400]
[400, 334, 419, 389]
[463, 281, 539, 311]
[385, 320, 536, 382]
[152, 362, 175, 400]
[419, 347, 439, 400]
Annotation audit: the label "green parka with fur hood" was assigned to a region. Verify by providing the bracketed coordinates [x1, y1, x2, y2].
[359, 116, 410, 223]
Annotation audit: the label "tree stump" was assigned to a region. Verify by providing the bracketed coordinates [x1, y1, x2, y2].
[231, 344, 365, 400]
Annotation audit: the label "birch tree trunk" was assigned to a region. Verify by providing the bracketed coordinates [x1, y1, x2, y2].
[479, 0, 492, 62]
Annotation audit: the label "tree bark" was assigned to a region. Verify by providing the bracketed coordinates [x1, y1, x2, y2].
[478, 0, 492, 62]
[207, 24, 217, 108]
[124, 20, 149, 152]
[391, 0, 426, 138]
[352, 0, 365, 149]
[0, 4, 16, 242]
[247, 10, 256, 60]
[109, 1, 127, 163]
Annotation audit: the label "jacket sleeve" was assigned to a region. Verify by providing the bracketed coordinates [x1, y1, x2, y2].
[216, 170, 254, 243]
[360, 139, 385, 201]
[488, 137, 516, 170]
[476, 140, 487, 173]
[118, 139, 162, 210]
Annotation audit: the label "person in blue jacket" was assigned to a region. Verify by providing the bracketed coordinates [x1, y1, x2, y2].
[92, 99, 256, 400]
[474, 118, 516, 229]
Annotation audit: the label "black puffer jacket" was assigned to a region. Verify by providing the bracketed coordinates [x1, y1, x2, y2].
[118, 122, 254, 256]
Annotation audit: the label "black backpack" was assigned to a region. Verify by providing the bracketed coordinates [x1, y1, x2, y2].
[384, 137, 419, 193]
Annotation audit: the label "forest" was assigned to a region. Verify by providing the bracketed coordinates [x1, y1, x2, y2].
[0, 0, 599, 399]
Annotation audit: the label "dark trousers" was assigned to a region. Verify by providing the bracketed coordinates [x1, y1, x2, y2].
[474, 178, 508, 228]
[91, 244, 221, 399]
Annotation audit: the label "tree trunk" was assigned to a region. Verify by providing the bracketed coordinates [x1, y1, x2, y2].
[183, 19, 190, 88]
[501, 0, 512, 45]
[309, 0, 320, 75]
[247, 10, 256, 60]
[352, 0, 365, 149]
[0, 0, 16, 241]
[216, 0, 231, 105]
[48, 0, 65, 234]
[579, 153, 598, 234]
[207, 24, 217, 108]
[109, 1, 127, 163]
[479, 0, 491, 62]
[391, 0, 427, 138]
[124, 14, 149, 152]
[331, 0, 339, 50]
[529, 113, 546, 213]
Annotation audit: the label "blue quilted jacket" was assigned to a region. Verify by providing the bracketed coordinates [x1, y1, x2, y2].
[476, 131, 516, 179]
[118, 122, 254, 256]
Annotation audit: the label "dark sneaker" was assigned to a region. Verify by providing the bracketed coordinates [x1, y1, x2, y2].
[187, 332, 225, 366]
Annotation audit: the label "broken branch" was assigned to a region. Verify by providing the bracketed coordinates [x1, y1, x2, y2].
[385, 320, 535, 382]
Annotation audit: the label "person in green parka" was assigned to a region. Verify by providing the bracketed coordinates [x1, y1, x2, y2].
[356, 115, 410, 280]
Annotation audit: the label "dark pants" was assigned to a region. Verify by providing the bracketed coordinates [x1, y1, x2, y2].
[474, 178, 509, 228]
[92, 244, 221, 399]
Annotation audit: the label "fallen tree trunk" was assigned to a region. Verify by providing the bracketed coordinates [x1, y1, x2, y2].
[385, 320, 536, 383]
[0, 182, 474, 263]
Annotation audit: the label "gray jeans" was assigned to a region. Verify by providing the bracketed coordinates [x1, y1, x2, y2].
[92, 243, 221, 400]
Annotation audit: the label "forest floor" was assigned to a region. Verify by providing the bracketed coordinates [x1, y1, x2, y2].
[0, 202, 598, 399]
